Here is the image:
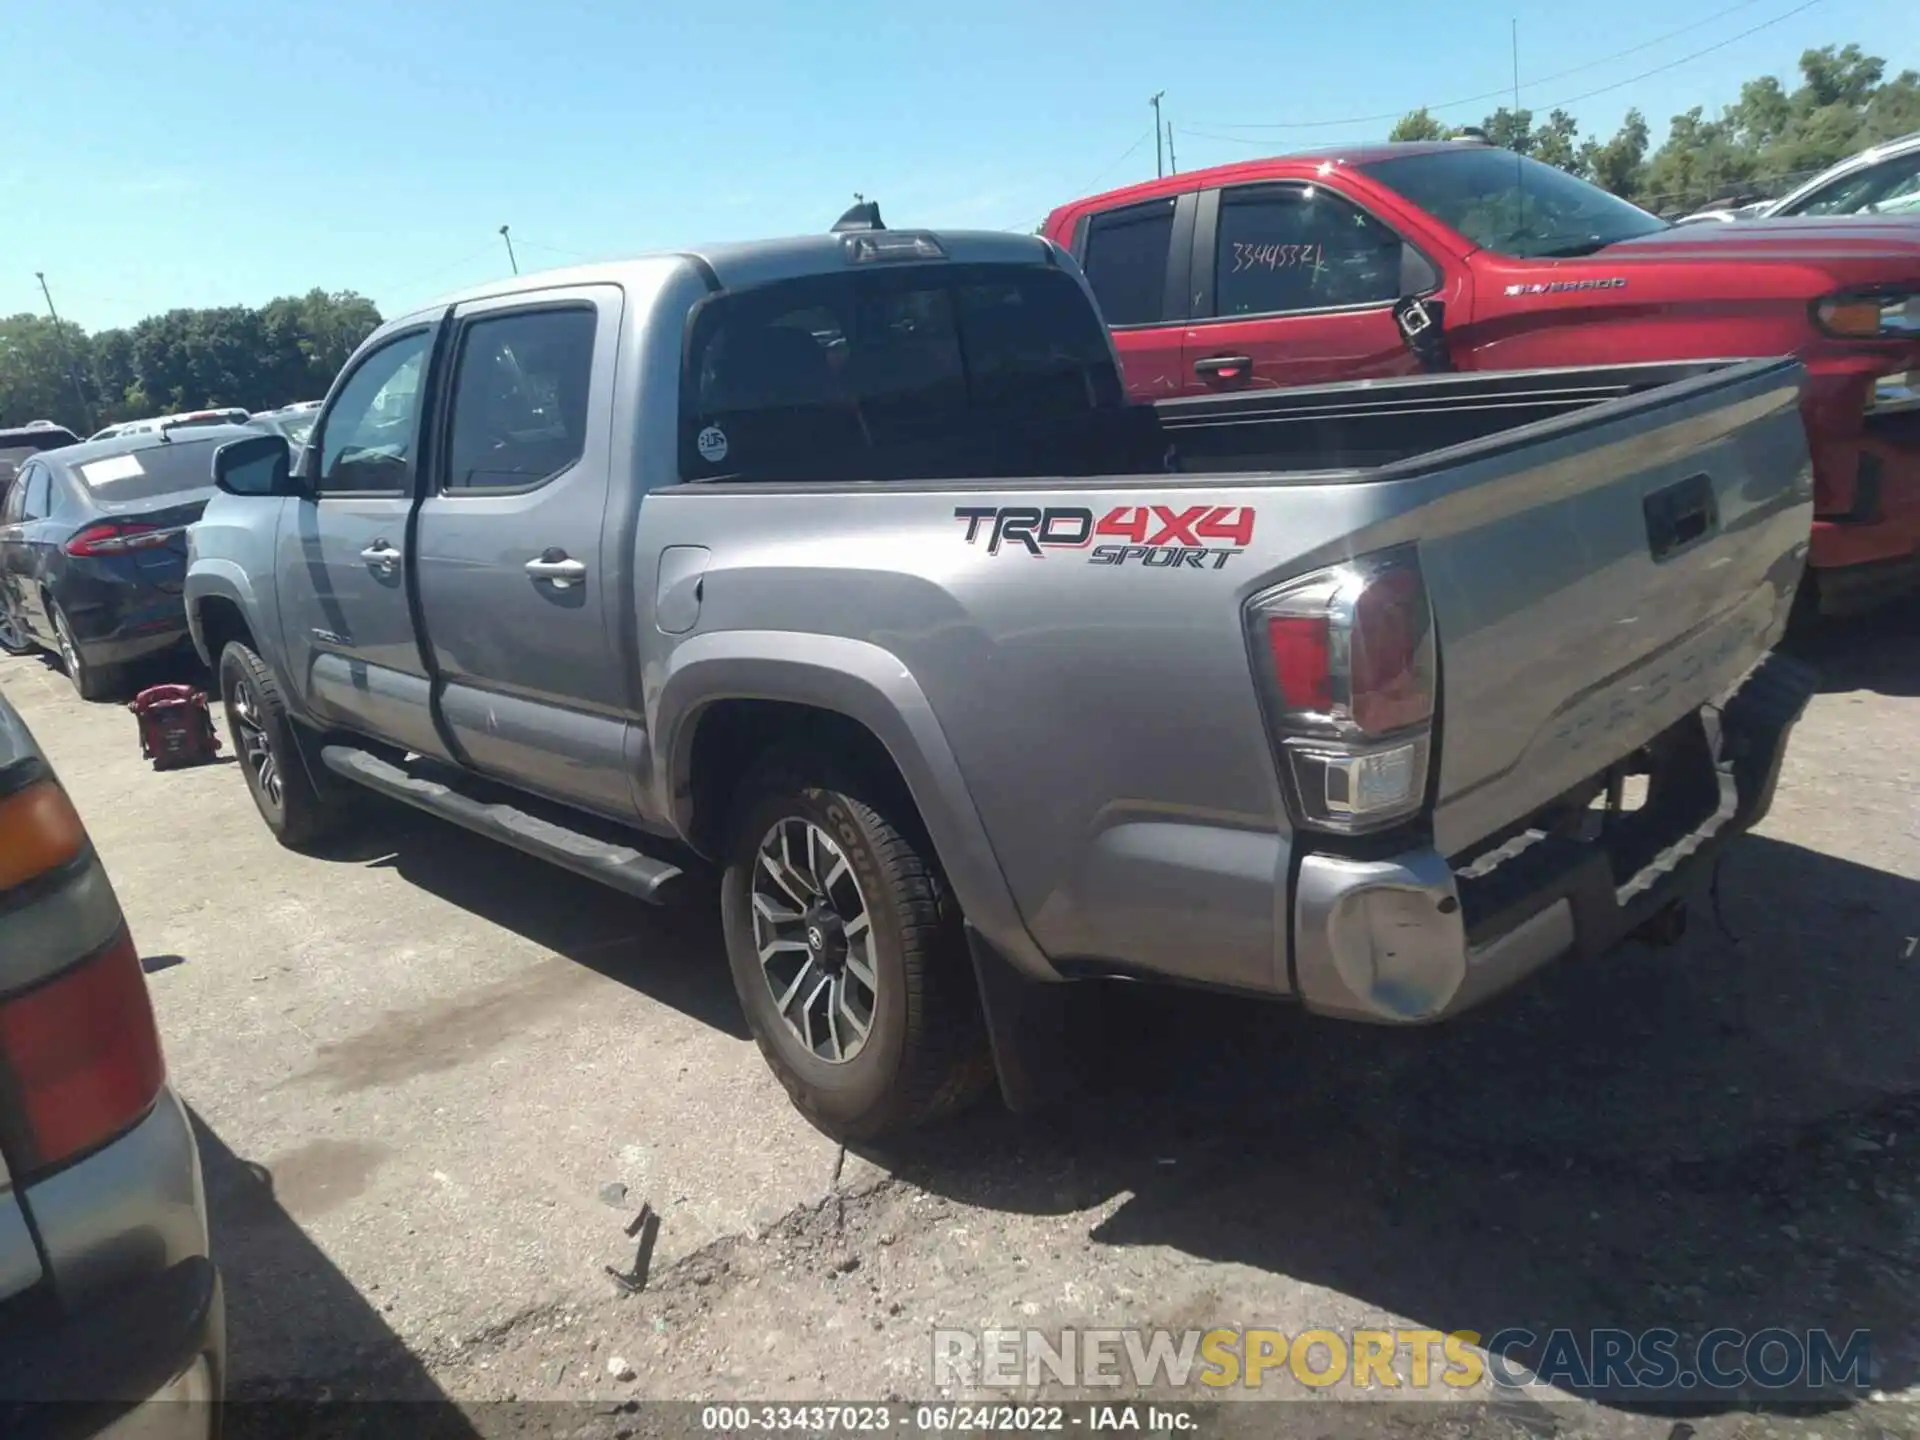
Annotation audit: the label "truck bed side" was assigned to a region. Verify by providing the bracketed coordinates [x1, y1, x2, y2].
[641, 357, 1812, 997]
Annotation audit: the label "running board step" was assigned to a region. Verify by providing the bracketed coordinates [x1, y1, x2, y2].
[318, 745, 687, 904]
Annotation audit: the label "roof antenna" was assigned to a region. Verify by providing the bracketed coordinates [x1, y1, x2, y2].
[832, 194, 884, 233]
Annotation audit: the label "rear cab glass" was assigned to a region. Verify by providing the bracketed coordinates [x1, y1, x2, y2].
[64, 438, 225, 506]
[680, 261, 1129, 483]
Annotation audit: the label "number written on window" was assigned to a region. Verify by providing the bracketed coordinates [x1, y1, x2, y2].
[1230, 242, 1324, 273]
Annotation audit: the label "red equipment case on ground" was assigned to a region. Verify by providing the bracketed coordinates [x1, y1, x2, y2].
[129, 684, 223, 770]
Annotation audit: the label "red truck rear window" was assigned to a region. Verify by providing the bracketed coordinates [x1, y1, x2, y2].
[680, 262, 1127, 484]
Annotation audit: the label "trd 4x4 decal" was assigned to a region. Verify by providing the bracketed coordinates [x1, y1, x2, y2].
[954, 504, 1254, 570]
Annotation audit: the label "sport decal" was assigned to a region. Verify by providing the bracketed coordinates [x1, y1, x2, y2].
[955, 504, 1254, 570]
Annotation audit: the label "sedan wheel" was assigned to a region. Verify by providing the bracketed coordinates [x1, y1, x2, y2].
[53, 610, 81, 677]
[0, 608, 31, 656]
[50, 604, 115, 700]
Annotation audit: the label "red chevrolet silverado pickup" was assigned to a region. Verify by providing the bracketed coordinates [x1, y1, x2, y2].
[1043, 139, 1920, 616]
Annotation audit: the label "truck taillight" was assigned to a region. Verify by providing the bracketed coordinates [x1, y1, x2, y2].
[1247, 546, 1435, 834]
[0, 780, 165, 1174]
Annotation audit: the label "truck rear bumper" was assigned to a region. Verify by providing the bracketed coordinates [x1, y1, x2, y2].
[1291, 650, 1814, 1024]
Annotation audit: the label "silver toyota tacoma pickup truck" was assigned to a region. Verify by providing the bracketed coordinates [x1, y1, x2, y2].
[185, 214, 1818, 1140]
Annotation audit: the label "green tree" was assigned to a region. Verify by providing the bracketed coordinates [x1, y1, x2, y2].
[1576, 109, 1651, 199]
[288, 289, 381, 395]
[0, 314, 96, 432]
[1479, 107, 1536, 155]
[1389, 108, 1449, 142]
[1530, 110, 1581, 173]
[1796, 42, 1883, 110]
[1399, 41, 1915, 215]
[1861, 68, 1920, 143]
[1642, 106, 1760, 209]
[88, 328, 139, 426]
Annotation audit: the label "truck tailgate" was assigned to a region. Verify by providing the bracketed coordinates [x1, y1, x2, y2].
[1396, 356, 1812, 856]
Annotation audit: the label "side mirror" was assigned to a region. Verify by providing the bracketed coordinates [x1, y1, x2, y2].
[213, 432, 301, 497]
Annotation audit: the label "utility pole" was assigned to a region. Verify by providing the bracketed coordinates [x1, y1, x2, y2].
[499, 224, 519, 275]
[1149, 92, 1167, 178]
[1166, 123, 1178, 176]
[34, 272, 94, 434]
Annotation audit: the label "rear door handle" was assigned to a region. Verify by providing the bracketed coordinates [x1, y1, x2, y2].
[1193, 354, 1253, 381]
[359, 541, 401, 571]
[525, 551, 588, 589]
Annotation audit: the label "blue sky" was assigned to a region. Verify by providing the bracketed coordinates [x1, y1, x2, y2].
[5, 0, 1913, 332]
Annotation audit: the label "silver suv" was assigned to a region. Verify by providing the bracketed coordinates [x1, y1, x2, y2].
[0, 693, 223, 1435]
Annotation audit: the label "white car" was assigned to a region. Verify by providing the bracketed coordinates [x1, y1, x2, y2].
[90, 408, 251, 443]
[1678, 131, 1920, 223]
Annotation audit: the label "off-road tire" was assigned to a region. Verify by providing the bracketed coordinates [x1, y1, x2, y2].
[219, 640, 350, 850]
[720, 752, 992, 1141]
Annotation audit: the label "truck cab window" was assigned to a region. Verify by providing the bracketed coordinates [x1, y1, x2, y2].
[1214, 187, 1403, 317]
[444, 308, 598, 491]
[682, 263, 1124, 483]
[316, 330, 431, 495]
[1079, 198, 1175, 326]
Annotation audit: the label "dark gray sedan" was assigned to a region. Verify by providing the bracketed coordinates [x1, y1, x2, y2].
[0, 426, 250, 698]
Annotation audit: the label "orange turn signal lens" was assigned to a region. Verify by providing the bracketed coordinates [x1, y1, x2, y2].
[1815, 298, 1886, 338]
[0, 781, 88, 892]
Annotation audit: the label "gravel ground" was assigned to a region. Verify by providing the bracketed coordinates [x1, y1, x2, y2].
[3, 598, 1915, 1440]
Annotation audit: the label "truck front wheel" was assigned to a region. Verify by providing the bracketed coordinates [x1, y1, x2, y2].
[218, 640, 350, 850]
[720, 756, 991, 1141]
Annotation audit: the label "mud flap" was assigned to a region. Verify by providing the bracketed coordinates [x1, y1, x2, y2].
[964, 924, 1080, 1115]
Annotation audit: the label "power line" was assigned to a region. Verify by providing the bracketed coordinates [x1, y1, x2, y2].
[1184, 0, 1823, 149]
[989, 125, 1160, 230]
[1189, 0, 1776, 131]
[387, 246, 503, 298]
[1528, 0, 1823, 109]
[513, 238, 592, 261]
[1074, 127, 1158, 197]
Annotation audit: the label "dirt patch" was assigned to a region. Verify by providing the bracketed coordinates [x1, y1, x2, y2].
[291, 957, 606, 1092]
[266, 1137, 395, 1218]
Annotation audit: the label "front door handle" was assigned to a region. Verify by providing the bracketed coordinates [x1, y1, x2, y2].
[525, 551, 588, 589]
[359, 541, 401, 571]
[1193, 354, 1254, 382]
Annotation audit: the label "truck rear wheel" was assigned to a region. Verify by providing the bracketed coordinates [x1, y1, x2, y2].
[720, 755, 991, 1141]
[219, 640, 350, 850]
